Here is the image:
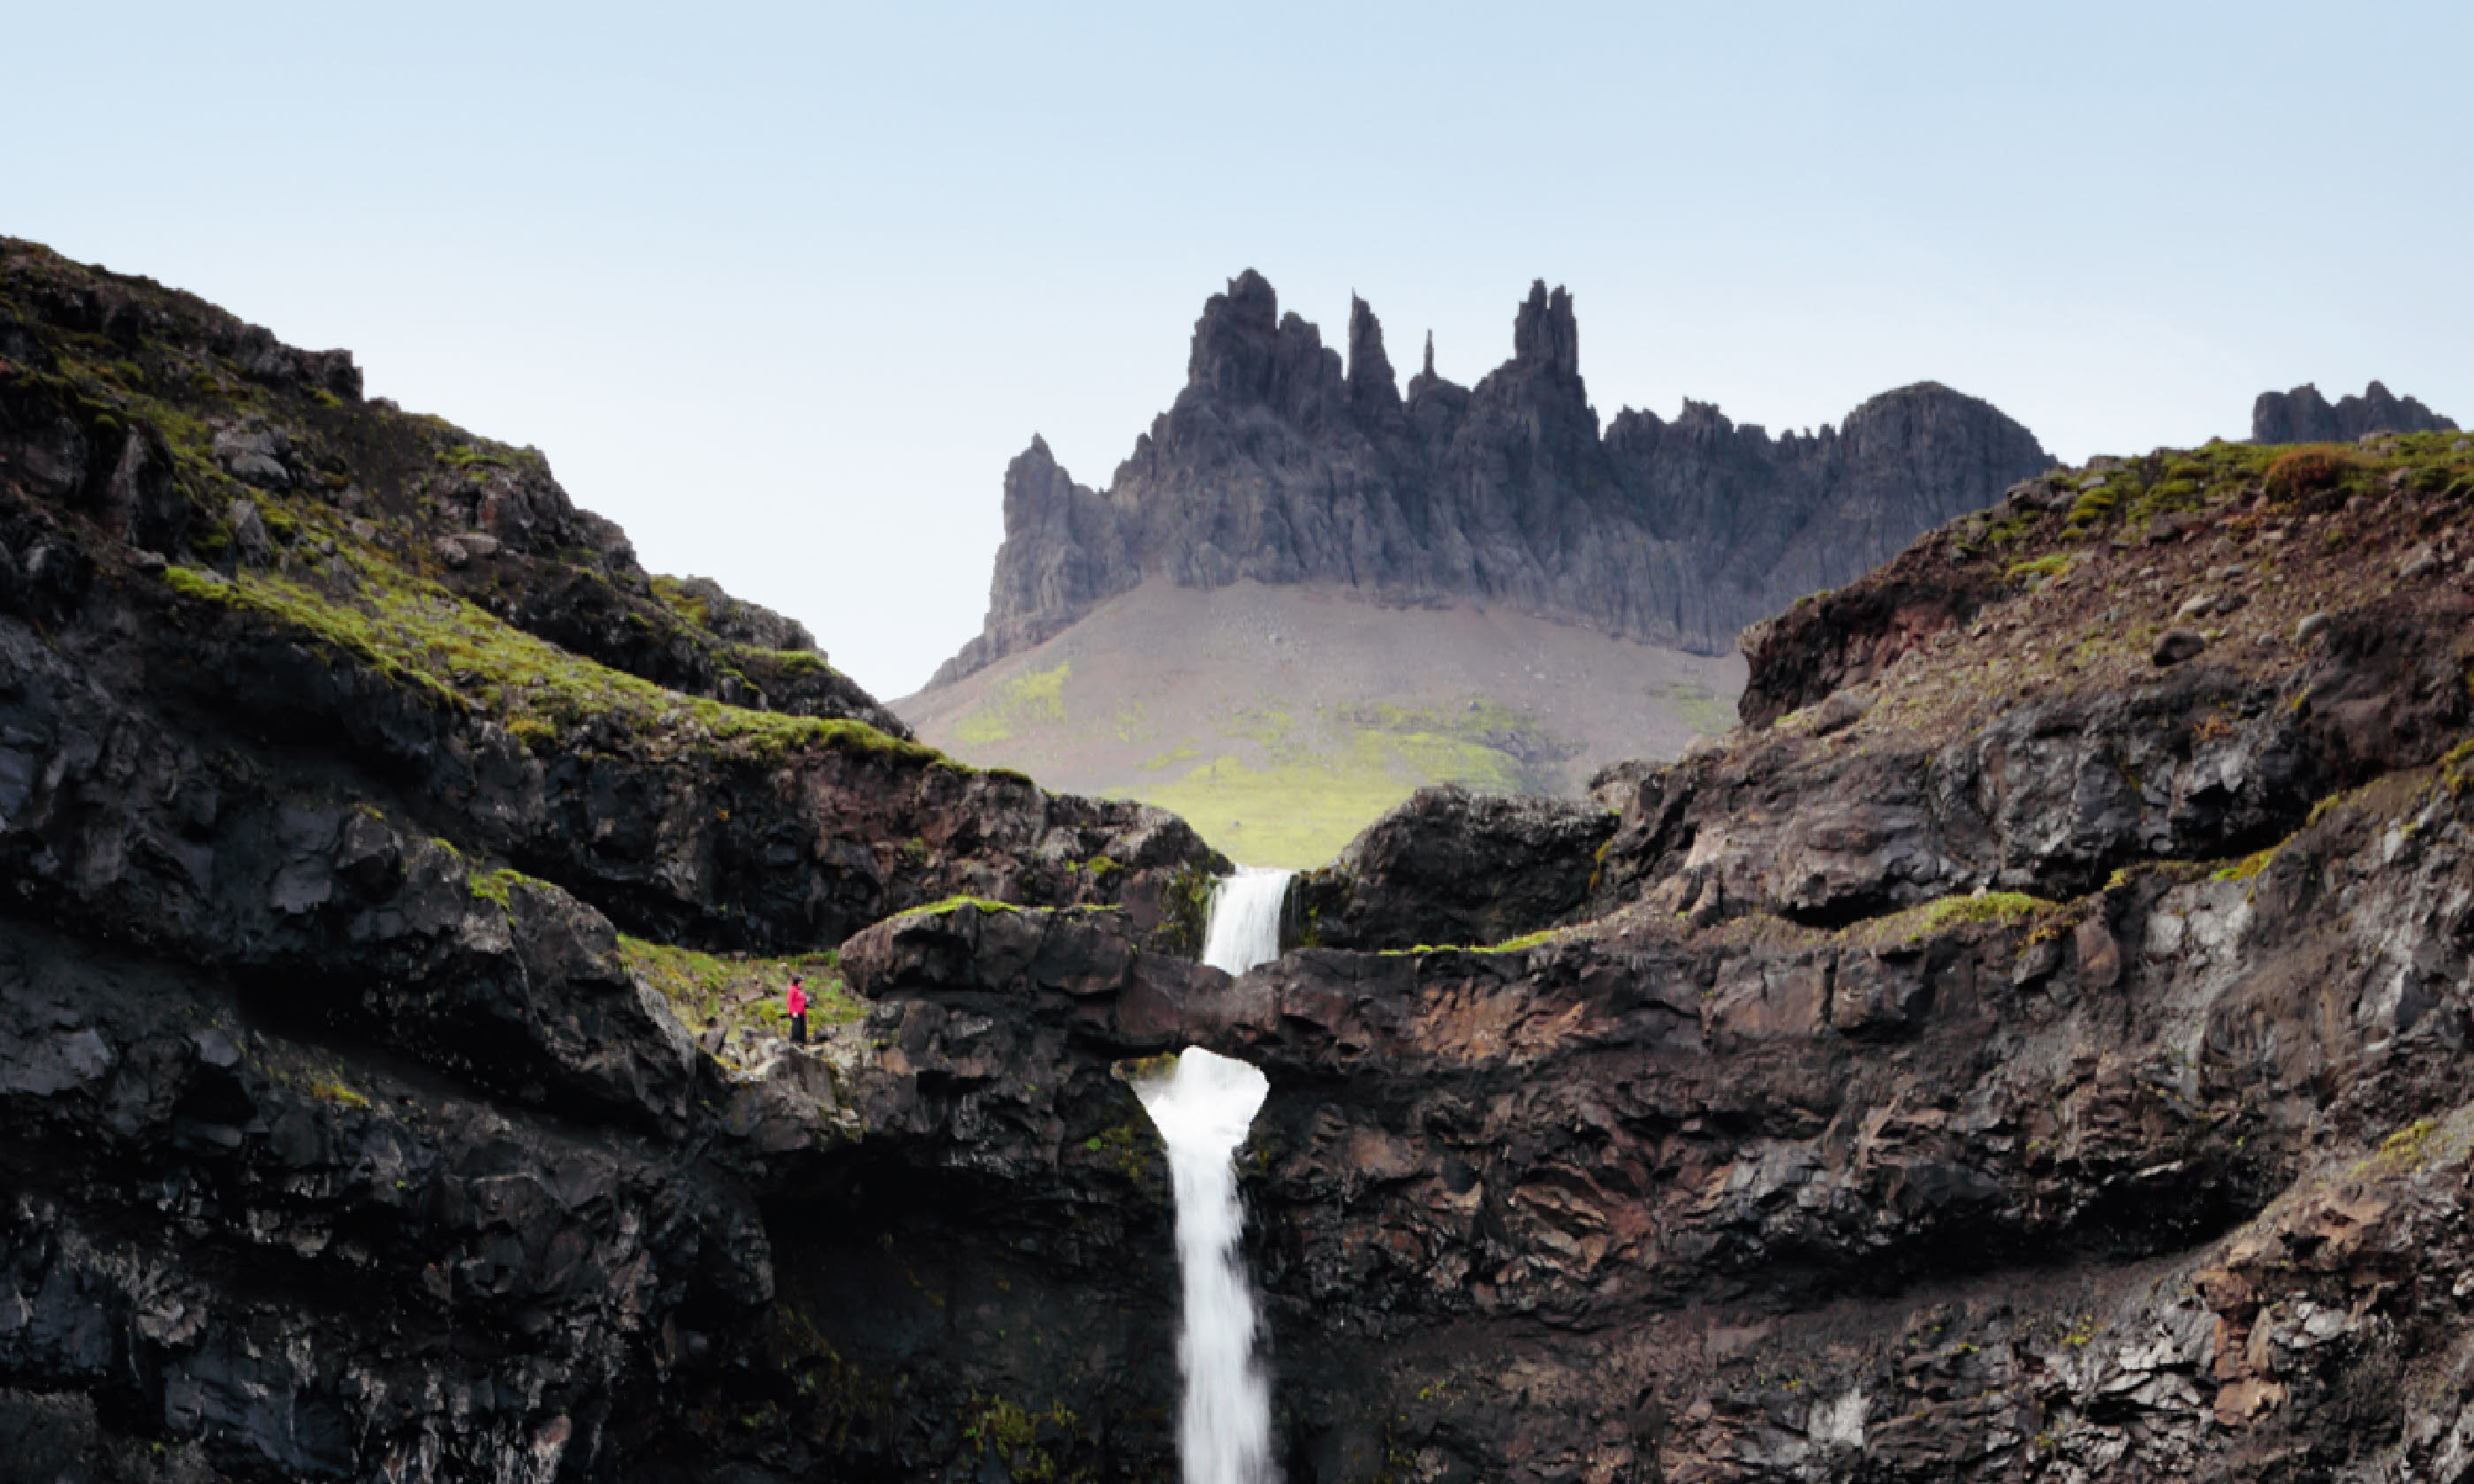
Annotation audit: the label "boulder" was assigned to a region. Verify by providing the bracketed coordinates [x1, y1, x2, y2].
[1294, 785, 1616, 950]
[2152, 627, 2208, 666]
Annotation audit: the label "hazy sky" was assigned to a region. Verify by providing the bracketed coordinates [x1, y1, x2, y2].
[13, 3, 2470, 697]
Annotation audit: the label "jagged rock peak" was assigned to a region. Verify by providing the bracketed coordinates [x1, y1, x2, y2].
[1512, 279, 1580, 379]
[1346, 294, 1399, 411]
[1183, 269, 1281, 401]
[2251, 380, 2458, 443]
[929, 270, 2050, 687]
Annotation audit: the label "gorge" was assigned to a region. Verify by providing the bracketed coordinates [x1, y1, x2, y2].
[9, 233, 2474, 1484]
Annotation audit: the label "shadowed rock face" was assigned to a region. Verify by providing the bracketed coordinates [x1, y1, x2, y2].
[0, 236, 1232, 1483]
[930, 272, 2053, 685]
[2251, 381, 2457, 443]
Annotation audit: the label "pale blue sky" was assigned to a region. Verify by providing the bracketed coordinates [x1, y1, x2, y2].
[12, 2, 2470, 696]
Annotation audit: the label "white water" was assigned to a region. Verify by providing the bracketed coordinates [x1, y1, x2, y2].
[1202, 867, 1295, 975]
[1133, 1049, 1276, 1484]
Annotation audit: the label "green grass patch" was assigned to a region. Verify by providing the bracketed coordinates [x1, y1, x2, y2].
[1848, 890, 2060, 947]
[1138, 742, 1201, 772]
[892, 894, 1023, 920]
[2006, 553, 2074, 584]
[2065, 485, 2121, 527]
[618, 935, 855, 1029]
[1133, 722, 1529, 869]
[1644, 681, 1731, 736]
[952, 662, 1072, 748]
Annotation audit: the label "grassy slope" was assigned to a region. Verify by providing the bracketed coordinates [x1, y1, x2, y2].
[899, 580, 1743, 867]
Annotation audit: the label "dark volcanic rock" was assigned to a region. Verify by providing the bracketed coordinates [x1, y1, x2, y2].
[2251, 379, 2458, 443]
[0, 236, 1240, 1482]
[930, 272, 2052, 685]
[1293, 784, 1618, 951]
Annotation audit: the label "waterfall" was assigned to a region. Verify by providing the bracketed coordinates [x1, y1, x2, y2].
[1133, 1049, 1276, 1484]
[1202, 867, 1294, 975]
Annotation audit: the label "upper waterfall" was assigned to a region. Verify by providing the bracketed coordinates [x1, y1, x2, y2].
[1203, 867, 1294, 975]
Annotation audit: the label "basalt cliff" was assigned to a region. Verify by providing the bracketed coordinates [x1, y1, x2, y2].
[11, 236, 2474, 1484]
[929, 272, 2053, 686]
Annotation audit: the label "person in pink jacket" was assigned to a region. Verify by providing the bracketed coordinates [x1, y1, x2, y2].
[785, 975, 809, 1046]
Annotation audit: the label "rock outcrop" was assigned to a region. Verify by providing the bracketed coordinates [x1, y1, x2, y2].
[1291, 785, 1618, 952]
[2251, 380, 2457, 443]
[931, 272, 2052, 685]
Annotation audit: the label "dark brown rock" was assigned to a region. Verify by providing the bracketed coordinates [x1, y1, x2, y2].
[2153, 626, 2208, 665]
[1294, 784, 1618, 951]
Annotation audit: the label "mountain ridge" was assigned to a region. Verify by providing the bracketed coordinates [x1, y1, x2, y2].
[930, 270, 2056, 687]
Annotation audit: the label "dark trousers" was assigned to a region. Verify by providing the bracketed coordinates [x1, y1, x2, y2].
[790, 1012, 808, 1045]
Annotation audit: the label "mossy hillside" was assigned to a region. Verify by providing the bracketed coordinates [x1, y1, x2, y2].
[160, 549, 940, 767]
[6, 238, 876, 738]
[1831, 429, 2474, 750]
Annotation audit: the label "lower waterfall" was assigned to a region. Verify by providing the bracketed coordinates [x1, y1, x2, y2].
[1202, 867, 1295, 975]
[1133, 1049, 1276, 1484]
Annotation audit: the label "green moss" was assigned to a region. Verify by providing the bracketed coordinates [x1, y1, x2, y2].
[1918, 891, 2053, 931]
[1844, 890, 2060, 949]
[960, 1394, 1084, 1483]
[1113, 1053, 1183, 1084]
[465, 866, 557, 913]
[2005, 553, 2073, 584]
[305, 1078, 371, 1109]
[1157, 863, 1216, 958]
[1079, 1118, 1161, 1181]
[1380, 926, 1567, 957]
[892, 894, 1022, 920]
[2354, 1116, 2453, 1179]
[618, 935, 855, 1029]
[156, 554, 947, 769]
[2212, 847, 2278, 884]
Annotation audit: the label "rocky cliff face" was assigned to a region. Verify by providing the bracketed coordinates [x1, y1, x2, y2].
[1254, 427, 2474, 1480]
[15, 233, 2474, 1484]
[2252, 381, 2457, 443]
[930, 273, 2053, 685]
[0, 237, 1231, 1481]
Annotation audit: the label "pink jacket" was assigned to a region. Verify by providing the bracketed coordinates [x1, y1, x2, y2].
[785, 985, 808, 1017]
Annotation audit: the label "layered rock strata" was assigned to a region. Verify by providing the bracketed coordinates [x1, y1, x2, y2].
[931, 273, 2052, 685]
